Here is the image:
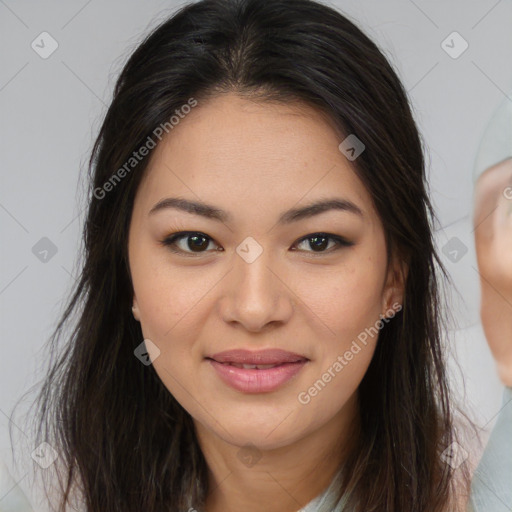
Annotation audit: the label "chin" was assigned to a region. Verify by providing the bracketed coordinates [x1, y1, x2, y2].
[220, 426, 305, 452]
[202, 407, 311, 450]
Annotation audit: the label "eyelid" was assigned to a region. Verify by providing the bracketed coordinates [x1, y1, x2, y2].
[160, 231, 222, 256]
[293, 232, 354, 254]
[160, 230, 354, 256]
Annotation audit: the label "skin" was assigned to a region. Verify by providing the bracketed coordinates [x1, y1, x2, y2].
[128, 93, 406, 512]
[473, 157, 512, 387]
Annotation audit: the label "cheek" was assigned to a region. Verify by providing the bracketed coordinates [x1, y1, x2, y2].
[131, 257, 225, 400]
[294, 257, 386, 347]
[133, 268, 207, 401]
[131, 239, 214, 338]
[293, 260, 384, 420]
[137, 281, 199, 336]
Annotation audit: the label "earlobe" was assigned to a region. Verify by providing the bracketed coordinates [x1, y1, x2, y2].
[382, 259, 407, 318]
[382, 287, 402, 318]
[132, 298, 141, 322]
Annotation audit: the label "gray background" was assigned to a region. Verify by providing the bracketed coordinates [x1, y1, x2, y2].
[1, 0, 511, 508]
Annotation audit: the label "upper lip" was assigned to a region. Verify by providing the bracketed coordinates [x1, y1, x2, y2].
[208, 349, 308, 365]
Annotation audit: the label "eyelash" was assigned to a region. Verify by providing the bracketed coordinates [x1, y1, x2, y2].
[159, 231, 354, 257]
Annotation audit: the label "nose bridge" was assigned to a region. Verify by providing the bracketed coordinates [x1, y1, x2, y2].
[237, 246, 275, 297]
[220, 238, 293, 330]
[235, 241, 278, 303]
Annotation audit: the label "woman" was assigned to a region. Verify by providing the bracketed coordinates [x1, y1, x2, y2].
[8, 0, 510, 510]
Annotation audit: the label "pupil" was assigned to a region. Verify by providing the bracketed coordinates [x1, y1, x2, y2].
[310, 236, 327, 251]
[189, 235, 208, 251]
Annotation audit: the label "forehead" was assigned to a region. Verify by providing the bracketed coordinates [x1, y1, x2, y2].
[135, 93, 376, 221]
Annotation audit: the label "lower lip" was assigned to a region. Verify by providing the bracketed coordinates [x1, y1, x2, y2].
[208, 359, 308, 393]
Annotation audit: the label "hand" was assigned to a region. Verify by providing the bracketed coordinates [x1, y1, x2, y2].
[473, 157, 512, 387]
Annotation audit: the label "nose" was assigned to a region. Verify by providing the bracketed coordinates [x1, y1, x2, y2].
[218, 245, 294, 333]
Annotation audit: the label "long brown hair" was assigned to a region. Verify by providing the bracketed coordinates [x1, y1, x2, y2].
[14, 0, 472, 509]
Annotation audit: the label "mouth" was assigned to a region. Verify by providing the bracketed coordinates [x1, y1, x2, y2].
[206, 349, 309, 393]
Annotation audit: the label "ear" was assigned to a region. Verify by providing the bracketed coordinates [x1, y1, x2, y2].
[132, 296, 141, 322]
[381, 251, 407, 318]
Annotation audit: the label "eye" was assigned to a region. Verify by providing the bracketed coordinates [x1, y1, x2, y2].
[292, 232, 353, 254]
[160, 231, 222, 256]
[160, 231, 353, 257]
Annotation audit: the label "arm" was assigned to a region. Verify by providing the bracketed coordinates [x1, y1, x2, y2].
[473, 158, 512, 386]
[468, 158, 512, 511]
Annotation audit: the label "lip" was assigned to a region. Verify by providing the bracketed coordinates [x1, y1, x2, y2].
[206, 349, 309, 393]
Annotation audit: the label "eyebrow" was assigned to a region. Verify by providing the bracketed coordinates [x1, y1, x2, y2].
[149, 196, 363, 224]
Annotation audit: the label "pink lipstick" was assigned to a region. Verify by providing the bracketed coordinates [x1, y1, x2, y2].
[207, 349, 308, 393]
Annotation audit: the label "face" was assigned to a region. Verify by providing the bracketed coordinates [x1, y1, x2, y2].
[128, 93, 404, 451]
